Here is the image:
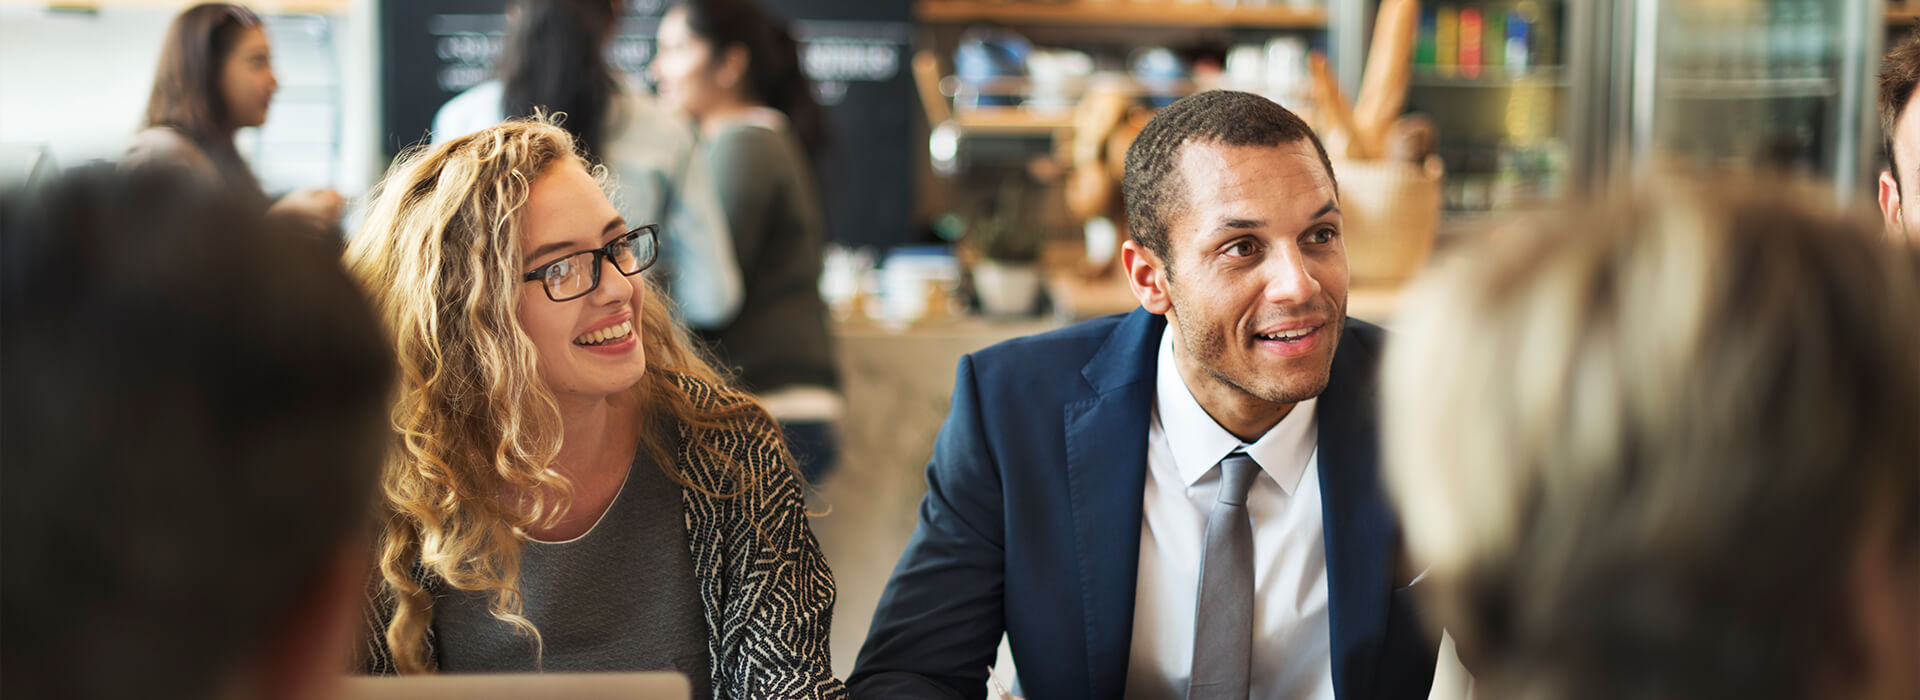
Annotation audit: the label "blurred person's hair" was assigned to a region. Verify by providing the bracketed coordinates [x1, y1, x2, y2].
[1121, 89, 1337, 271]
[1381, 176, 1920, 700]
[499, 0, 620, 158]
[1880, 30, 1920, 191]
[674, 0, 829, 164]
[0, 166, 394, 699]
[344, 116, 773, 674]
[144, 3, 264, 186]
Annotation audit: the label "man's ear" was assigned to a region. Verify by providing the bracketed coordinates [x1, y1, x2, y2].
[1122, 239, 1172, 314]
[1880, 170, 1904, 235]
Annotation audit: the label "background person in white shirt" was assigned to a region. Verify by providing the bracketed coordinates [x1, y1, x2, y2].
[849, 90, 1437, 700]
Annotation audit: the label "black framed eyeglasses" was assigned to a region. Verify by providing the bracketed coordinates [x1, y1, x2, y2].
[521, 224, 659, 302]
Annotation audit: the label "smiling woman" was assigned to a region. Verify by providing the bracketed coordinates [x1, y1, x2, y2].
[344, 117, 847, 700]
[512, 162, 654, 400]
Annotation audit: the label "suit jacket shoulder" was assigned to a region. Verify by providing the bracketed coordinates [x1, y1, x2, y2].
[965, 311, 1153, 399]
[1343, 317, 1388, 353]
[1330, 317, 1389, 393]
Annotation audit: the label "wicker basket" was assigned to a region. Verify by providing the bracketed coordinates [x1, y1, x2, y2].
[1331, 156, 1444, 286]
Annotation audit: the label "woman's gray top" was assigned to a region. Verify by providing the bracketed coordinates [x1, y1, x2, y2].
[432, 453, 712, 700]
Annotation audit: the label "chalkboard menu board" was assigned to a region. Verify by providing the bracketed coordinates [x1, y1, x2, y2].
[379, 0, 914, 248]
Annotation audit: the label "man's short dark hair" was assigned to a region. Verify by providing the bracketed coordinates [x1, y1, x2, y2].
[1879, 31, 1920, 191]
[0, 167, 394, 700]
[1121, 89, 1338, 267]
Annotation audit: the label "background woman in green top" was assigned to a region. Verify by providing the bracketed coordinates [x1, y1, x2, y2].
[651, 0, 842, 484]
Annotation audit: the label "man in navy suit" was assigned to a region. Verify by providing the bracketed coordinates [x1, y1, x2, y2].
[849, 90, 1438, 700]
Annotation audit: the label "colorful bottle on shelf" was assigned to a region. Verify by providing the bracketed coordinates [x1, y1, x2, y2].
[1436, 5, 1458, 78]
[1417, 6, 1436, 68]
[1460, 6, 1483, 79]
[1505, 4, 1530, 74]
[1484, 6, 1505, 73]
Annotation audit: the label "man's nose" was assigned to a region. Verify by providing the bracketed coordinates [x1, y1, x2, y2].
[1263, 243, 1321, 305]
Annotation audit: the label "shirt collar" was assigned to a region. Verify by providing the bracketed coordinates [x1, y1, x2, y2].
[1154, 324, 1319, 494]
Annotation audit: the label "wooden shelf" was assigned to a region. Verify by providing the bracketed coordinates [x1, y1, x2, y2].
[1660, 76, 1836, 100]
[17, 0, 348, 14]
[1892, 8, 1920, 25]
[1409, 65, 1570, 88]
[918, 1, 1327, 30]
[951, 108, 1076, 135]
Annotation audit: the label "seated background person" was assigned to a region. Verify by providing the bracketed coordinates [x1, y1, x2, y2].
[850, 90, 1438, 700]
[0, 167, 394, 700]
[129, 3, 346, 232]
[1382, 178, 1920, 700]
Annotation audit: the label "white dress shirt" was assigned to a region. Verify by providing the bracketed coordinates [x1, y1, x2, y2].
[1123, 327, 1334, 700]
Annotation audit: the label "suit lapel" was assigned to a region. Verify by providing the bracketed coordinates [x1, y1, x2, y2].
[1316, 324, 1396, 699]
[1062, 309, 1163, 698]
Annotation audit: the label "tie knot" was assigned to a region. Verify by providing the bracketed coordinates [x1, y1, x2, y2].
[1216, 453, 1259, 506]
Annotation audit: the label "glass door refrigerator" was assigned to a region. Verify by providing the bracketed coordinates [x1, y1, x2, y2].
[1363, 0, 1882, 233]
[1606, 0, 1882, 204]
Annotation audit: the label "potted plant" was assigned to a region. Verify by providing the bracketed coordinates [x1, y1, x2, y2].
[961, 172, 1044, 317]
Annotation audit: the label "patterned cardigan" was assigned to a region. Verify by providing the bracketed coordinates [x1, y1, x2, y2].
[363, 374, 849, 699]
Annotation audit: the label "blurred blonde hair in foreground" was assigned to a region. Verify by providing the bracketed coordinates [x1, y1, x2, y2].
[1382, 176, 1920, 700]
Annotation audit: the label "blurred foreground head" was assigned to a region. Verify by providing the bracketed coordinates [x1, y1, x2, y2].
[0, 167, 393, 700]
[1383, 177, 1920, 700]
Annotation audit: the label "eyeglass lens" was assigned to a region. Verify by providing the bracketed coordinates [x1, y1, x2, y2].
[540, 229, 656, 301]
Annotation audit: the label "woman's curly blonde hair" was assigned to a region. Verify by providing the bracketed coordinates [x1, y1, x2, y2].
[344, 117, 770, 673]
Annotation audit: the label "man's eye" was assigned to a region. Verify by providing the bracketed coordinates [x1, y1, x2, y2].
[1225, 240, 1258, 257]
[1307, 227, 1339, 245]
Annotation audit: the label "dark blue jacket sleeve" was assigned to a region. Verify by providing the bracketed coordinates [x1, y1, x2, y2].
[847, 355, 1007, 700]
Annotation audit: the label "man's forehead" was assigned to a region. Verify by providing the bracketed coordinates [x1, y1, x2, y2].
[1178, 137, 1326, 171]
[1900, 89, 1920, 139]
[1173, 139, 1336, 204]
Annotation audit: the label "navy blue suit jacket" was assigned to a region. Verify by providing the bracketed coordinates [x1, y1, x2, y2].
[848, 308, 1437, 700]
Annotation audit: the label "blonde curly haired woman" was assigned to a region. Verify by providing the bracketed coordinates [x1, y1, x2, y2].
[344, 117, 846, 700]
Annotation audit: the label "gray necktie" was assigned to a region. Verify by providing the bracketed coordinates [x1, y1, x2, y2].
[1188, 452, 1259, 700]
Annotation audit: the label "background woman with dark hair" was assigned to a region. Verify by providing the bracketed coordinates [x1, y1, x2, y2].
[127, 2, 344, 231]
[432, 0, 743, 333]
[651, 0, 841, 484]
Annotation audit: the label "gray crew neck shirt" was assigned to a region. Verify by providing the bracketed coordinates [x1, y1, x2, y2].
[433, 452, 711, 699]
